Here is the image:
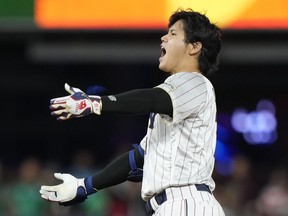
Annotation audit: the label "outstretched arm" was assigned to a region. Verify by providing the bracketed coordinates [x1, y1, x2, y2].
[101, 88, 172, 116]
[40, 145, 144, 206]
[50, 83, 172, 120]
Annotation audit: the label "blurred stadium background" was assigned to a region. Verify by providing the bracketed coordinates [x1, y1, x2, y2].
[1, 0, 288, 215]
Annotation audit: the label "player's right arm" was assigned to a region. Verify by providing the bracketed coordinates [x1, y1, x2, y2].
[50, 83, 173, 120]
[40, 144, 144, 206]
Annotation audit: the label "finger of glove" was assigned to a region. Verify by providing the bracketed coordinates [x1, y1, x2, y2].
[40, 188, 61, 202]
[50, 96, 70, 105]
[51, 112, 74, 121]
[57, 113, 74, 121]
[54, 173, 64, 180]
[54, 173, 76, 182]
[51, 108, 69, 117]
[65, 83, 83, 94]
[50, 103, 67, 111]
[55, 173, 79, 185]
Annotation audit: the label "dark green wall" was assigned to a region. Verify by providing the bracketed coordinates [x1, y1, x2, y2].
[0, 0, 33, 17]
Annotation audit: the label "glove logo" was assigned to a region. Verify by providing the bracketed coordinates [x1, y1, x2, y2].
[77, 101, 87, 111]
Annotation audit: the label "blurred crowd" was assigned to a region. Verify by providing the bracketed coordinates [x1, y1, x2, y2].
[0, 150, 288, 216]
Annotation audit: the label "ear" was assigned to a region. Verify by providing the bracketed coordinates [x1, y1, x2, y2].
[188, 42, 202, 55]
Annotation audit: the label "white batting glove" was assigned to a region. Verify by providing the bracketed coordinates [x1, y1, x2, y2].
[40, 173, 97, 206]
[50, 83, 102, 120]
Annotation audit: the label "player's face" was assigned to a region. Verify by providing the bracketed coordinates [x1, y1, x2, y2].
[159, 20, 190, 74]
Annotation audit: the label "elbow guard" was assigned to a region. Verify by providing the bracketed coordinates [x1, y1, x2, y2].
[127, 144, 144, 182]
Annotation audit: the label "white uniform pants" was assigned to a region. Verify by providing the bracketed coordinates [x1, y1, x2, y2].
[150, 185, 225, 216]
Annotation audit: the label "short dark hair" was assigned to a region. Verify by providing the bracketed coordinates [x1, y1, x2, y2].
[168, 9, 222, 76]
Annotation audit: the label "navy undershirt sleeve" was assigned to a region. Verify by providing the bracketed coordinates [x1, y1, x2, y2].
[92, 147, 144, 190]
[101, 88, 173, 117]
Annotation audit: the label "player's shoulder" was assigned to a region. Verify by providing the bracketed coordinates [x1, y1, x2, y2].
[166, 71, 208, 86]
[158, 72, 212, 93]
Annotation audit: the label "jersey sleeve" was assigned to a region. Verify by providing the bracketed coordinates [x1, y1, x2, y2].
[157, 72, 209, 124]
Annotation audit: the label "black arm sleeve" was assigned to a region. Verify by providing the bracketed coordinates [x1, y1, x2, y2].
[92, 147, 144, 190]
[101, 88, 173, 117]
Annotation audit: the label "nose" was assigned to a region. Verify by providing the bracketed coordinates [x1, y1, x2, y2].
[161, 34, 167, 42]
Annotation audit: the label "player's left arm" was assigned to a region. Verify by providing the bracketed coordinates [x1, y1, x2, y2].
[50, 83, 102, 120]
[101, 87, 172, 115]
[50, 83, 173, 120]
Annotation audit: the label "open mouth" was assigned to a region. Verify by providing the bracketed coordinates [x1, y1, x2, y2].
[160, 46, 166, 57]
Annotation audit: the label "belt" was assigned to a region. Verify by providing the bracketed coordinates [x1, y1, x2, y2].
[145, 184, 211, 216]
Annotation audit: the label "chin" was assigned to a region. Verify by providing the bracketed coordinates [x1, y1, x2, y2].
[160, 68, 171, 74]
[159, 66, 168, 73]
[159, 63, 168, 72]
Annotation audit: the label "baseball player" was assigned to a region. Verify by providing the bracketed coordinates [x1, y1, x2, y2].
[40, 9, 225, 215]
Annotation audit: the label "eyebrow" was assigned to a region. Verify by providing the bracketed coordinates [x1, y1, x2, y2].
[169, 29, 176, 33]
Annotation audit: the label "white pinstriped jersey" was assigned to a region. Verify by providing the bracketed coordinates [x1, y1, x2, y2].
[140, 71, 217, 201]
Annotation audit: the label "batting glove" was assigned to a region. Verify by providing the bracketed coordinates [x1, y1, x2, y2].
[50, 83, 102, 120]
[39, 173, 97, 206]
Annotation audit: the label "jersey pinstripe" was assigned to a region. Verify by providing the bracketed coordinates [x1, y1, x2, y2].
[140, 72, 217, 201]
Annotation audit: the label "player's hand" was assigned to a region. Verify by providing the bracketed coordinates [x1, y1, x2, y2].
[39, 173, 97, 206]
[50, 83, 102, 120]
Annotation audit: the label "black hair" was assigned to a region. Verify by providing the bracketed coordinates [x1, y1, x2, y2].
[168, 9, 222, 76]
